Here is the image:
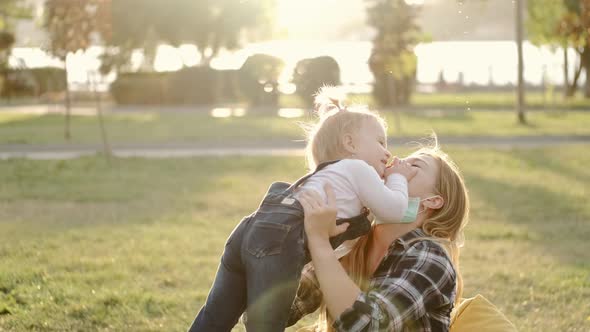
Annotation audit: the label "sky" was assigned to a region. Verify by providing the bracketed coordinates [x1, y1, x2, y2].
[275, 0, 517, 41]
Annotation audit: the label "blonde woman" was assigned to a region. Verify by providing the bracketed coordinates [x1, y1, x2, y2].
[188, 88, 418, 332]
[292, 143, 469, 332]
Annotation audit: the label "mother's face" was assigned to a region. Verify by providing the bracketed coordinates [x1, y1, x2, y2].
[404, 154, 439, 198]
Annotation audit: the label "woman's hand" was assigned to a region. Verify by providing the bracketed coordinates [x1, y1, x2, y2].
[298, 184, 349, 241]
[298, 184, 362, 320]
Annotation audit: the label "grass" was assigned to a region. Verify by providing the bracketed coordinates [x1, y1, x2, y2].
[410, 91, 590, 110]
[0, 146, 589, 331]
[337, 91, 590, 110]
[0, 108, 589, 146]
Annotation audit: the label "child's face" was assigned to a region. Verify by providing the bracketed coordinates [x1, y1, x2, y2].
[352, 118, 391, 177]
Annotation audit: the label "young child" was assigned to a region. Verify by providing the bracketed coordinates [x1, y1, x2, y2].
[188, 87, 417, 332]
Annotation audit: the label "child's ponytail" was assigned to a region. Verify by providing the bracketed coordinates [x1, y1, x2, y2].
[314, 86, 347, 117]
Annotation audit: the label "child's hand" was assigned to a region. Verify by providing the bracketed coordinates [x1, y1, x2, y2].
[384, 157, 417, 181]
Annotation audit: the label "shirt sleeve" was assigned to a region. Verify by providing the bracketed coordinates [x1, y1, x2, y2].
[332, 242, 457, 332]
[287, 263, 323, 327]
[343, 159, 409, 223]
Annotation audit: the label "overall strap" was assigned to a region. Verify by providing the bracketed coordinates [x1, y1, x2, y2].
[287, 159, 341, 192]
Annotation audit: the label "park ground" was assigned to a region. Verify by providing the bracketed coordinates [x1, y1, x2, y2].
[0, 144, 588, 331]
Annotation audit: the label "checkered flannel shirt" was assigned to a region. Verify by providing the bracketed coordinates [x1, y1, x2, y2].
[288, 228, 457, 332]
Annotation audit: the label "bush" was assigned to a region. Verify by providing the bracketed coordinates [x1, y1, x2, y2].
[292, 56, 340, 107]
[167, 66, 227, 105]
[1, 67, 66, 98]
[371, 72, 416, 107]
[238, 54, 284, 106]
[110, 72, 171, 105]
[110, 67, 242, 105]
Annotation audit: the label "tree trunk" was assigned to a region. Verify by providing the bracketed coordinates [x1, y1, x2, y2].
[567, 53, 583, 97]
[515, 0, 526, 124]
[563, 46, 569, 98]
[582, 47, 590, 98]
[64, 60, 71, 140]
[387, 74, 402, 134]
[88, 70, 111, 163]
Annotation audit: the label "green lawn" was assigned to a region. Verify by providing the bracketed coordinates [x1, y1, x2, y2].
[411, 92, 590, 110]
[0, 146, 589, 331]
[1, 109, 589, 145]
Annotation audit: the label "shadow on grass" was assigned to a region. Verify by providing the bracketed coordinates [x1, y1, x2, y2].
[464, 170, 588, 267]
[502, 148, 590, 187]
[0, 156, 304, 236]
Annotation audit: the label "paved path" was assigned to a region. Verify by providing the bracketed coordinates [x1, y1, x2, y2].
[1, 135, 588, 160]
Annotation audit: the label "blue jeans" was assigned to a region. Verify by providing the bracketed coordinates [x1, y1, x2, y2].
[188, 164, 371, 332]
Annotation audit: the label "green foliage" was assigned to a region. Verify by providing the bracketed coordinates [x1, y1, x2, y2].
[110, 72, 173, 105]
[44, 0, 111, 60]
[108, 0, 276, 69]
[0, 31, 14, 51]
[1, 67, 66, 98]
[111, 57, 288, 106]
[526, 0, 567, 47]
[366, 0, 421, 107]
[168, 67, 238, 104]
[110, 67, 242, 105]
[0, 0, 32, 32]
[0, 0, 32, 86]
[292, 56, 341, 107]
[238, 54, 285, 106]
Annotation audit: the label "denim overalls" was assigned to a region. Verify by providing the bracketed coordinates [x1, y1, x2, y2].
[188, 160, 371, 332]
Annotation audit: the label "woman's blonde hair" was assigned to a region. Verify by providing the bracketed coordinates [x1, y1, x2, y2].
[301, 86, 387, 171]
[316, 136, 470, 331]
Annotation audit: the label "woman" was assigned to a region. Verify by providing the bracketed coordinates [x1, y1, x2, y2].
[291, 143, 470, 331]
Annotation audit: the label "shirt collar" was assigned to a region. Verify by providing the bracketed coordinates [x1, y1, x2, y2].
[394, 228, 428, 251]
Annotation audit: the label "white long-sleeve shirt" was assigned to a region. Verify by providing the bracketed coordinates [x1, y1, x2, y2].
[294, 159, 409, 257]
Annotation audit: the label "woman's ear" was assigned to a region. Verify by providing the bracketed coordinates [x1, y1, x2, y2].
[423, 195, 444, 210]
[342, 133, 356, 155]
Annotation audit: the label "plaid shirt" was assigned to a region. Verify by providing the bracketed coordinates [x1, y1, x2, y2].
[288, 228, 456, 332]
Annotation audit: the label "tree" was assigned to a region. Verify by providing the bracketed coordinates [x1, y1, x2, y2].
[366, 0, 421, 108]
[530, 0, 590, 98]
[292, 56, 341, 107]
[239, 54, 284, 106]
[44, 0, 111, 140]
[0, 1, 32, 96]
[527, 0, 579, 97]
[102, 0, 275, 72]
[161, 0, 276, 66]
[462, 0, 527, 123]
[515, 0, 526, 124]
[557, 0, 590, 98]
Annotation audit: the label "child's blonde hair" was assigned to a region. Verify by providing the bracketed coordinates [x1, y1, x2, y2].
[302, 86, 387, 171]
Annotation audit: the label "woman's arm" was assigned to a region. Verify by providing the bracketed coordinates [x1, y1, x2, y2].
[299, 185, 456, 332]
[330, 243, 456, 332]
[298, 185, 363, 318]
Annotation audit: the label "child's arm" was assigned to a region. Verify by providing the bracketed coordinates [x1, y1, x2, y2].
[345, 159, 415, 223]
